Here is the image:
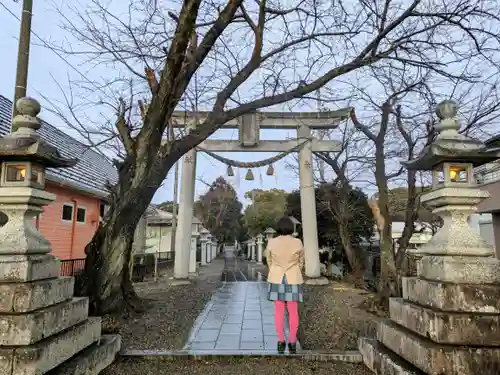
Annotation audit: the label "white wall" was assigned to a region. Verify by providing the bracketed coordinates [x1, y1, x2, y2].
[145, 226, 173, 254]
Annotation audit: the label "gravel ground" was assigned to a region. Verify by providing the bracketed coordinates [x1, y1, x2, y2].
[103, 357, 372, 375]
[103, 258, 225, 350]
[298, 282, 380, 350]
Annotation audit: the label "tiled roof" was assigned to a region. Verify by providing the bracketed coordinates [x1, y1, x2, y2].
[0, 95, 118, 199]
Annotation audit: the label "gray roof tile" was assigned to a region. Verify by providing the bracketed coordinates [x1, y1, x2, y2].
[0, 95, 118, 199]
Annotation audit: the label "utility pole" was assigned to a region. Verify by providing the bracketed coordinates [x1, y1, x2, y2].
[13, 0, 34, 119]
[169, 160, 180, 253]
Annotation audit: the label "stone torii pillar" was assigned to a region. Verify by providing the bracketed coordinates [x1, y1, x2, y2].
[298, 124, 324, 283]
[173, 122, 197, 280]
[0, 98, 120, 375]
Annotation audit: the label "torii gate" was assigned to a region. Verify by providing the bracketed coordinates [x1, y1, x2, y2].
[172, 109, 351, 284]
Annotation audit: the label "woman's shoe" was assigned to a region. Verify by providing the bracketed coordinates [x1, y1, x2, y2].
[277, 341, 286, 354]
[288, 342, 297, 354]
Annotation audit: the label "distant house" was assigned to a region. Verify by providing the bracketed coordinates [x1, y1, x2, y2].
[0, 95, 119, 264]
[143, 205, 204, 258]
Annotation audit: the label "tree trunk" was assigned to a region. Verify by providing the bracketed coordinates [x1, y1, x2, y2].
[81, 154, 178, 315]
[338, 220, 363, 279]
[375, 182, 398, 301]
[82, 196, 150, 315]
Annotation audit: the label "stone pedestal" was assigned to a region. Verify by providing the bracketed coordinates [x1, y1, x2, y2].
[359, 198, 500, 374]
[250, 241, 256, 262]
[200, 239, 207, 266]
[206, 241, 212, 263]
[0, 98, 120, 375]
[256, 234, 263, 264]
[189, 235, 198, 275]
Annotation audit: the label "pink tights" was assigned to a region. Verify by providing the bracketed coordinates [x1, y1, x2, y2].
[274, 300, 299, 343]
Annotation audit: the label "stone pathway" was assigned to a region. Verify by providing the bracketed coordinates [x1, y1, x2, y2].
[183, 251, 301, 354]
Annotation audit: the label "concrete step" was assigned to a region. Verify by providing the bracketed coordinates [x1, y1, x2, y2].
[389, 297, 500, 346]
[47, 335, 121, 375]
[378, 319, 500, 375]
[358, 337, 424, 375]
[0, 276, 74, 313]
[0, 317, 102, 375]
[1, 297, 89, 345]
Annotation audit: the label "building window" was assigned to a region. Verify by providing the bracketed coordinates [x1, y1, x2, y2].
[62, 204, 73, 221]
[77, 207, 86, 223]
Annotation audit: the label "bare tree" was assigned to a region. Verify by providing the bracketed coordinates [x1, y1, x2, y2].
[345, 62, 500, 302]
[314, 121, 372, 279]
[45, 0, 500, 314]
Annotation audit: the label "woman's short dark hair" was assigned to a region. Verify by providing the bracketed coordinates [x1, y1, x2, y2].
[276, 216, 295, 236]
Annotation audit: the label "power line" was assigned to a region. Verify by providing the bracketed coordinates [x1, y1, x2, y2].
[0, 2, 104, 94]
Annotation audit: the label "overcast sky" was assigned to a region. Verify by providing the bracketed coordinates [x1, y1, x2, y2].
[0, 0, 328, 206]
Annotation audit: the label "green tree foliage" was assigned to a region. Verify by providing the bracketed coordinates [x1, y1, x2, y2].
[286, 183, 373, 249]
[244, 189, 288, 235]
[194, 177, 244, 243]
[156, 200, 178, 213]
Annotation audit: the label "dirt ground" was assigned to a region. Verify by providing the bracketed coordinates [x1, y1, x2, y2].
[298, 282, 380, 350]
[103, 357, 372, 375]
[102, 259, 225, 350]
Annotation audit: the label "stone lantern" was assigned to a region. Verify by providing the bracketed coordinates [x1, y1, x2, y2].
[0, 98, 120, 374]
[0, 98, 78, 255]
[358, 100, 500, 375]
[264, 227, 276, 240]
[200, 228, 210, 266]
[402, 99, 498, 258]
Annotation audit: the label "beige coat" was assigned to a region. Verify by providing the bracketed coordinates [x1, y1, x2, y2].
[266, 235, 305, 284]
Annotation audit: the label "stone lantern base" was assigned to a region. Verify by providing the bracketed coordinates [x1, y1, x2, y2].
[0, 253, 121, 375]
[358, 255, 500, 374]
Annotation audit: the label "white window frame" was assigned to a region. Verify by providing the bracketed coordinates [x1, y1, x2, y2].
[62, 203, 74, 222]
[76, 206, 87, 224]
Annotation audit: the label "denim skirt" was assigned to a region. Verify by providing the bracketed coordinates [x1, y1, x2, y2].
[267, 275, 304, 302]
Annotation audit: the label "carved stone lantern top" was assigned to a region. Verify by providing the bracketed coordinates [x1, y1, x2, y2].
[0, 98, 78, 170]
[403, 100, 500, 172]
[200, 228, 210, 241]
[0, 98, 78, 256]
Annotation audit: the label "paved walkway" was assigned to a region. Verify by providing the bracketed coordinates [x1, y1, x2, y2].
[183, 250, 301, 354]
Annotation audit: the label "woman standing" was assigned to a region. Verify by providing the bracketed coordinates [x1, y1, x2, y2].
[266, 216, 305, 354]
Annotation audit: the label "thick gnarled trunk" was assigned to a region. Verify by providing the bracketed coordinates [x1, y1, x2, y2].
[82, 197, 148, 315]
[81, 154, 177, 315]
